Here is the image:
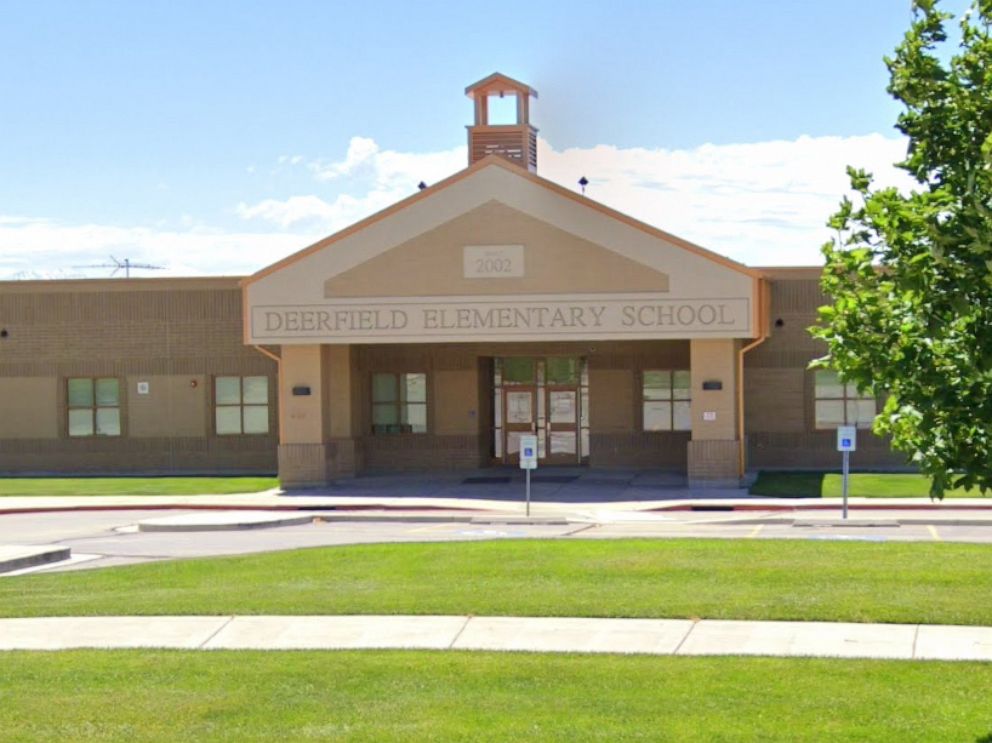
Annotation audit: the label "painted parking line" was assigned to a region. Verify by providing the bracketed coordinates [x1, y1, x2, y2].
[456, 529, 528, 538]
[405, 524, 453, 534]
[747, 524, 764, 538]
[928, 524, 942, 541]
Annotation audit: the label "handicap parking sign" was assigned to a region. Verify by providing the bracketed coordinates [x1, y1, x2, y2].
[836, 426, 857, 452]
[519, 434, 538, 470]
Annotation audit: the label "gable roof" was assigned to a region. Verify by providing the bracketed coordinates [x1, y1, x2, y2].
[465, 72, 538, 99]
[242, 156, 763, 287]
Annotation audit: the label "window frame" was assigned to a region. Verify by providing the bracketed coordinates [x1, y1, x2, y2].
[66, 376, 122, 437]
[640, 369, 692, 432]
[371, 371, 428, 435]
[812, 369, 877, 430]
[213, 375, 271, 436]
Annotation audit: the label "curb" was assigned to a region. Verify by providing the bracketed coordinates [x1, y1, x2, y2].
[0, 546, 71, 574]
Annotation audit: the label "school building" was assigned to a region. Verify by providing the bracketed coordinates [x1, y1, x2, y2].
[0, 74, 903, 487]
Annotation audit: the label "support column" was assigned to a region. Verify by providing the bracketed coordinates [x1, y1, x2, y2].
[323, 344, 360, 477]
[277, 344, 329, 489]
[688, 339, 740, 488]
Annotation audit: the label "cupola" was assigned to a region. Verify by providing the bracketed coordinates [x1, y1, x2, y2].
[465, 72, 538, 171]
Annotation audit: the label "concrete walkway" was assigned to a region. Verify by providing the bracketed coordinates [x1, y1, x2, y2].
[5, 490, 992, 519]
[2, 614, 990, 661]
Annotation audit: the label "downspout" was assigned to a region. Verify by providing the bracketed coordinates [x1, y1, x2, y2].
[253, 345, 283, 441]
[737, 280, 770, 479]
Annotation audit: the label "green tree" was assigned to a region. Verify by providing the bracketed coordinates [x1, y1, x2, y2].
[813, 0, 992, 498]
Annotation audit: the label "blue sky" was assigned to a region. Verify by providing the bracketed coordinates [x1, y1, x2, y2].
[0, 0, 969, 277]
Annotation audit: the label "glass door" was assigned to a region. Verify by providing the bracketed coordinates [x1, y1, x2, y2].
[545, 387, 579, 464]
[495, 356, 584, 466]
[503, 386, 537, 465]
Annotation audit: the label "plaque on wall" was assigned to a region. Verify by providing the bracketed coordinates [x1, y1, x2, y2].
[463, 245, 525, 278]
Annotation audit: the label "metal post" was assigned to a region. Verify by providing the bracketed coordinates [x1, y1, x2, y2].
[526, 467, 531, 517]
[842, 450, 850, 520]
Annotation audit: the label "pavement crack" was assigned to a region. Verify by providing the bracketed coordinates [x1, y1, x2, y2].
[448, 616, 472, 649]
[672, 619, 698, 656]
[199, 616, 236, 649]
[911, 624, 920, 659]
[562, 523, 597, 537]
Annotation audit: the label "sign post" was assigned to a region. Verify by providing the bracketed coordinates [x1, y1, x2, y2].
[836, 426, 857, 520]
[519, 434, 538, 517]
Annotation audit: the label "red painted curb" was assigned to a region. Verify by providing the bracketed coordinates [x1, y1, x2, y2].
[0, 503, 484, 517]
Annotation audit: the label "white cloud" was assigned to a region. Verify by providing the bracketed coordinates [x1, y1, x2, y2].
[236, 133, 912, 267]
[232, 137, 467, 231]
[536, 134, 912, 265]
[0, 132, 913, 279]
[0, 217, 317, 278]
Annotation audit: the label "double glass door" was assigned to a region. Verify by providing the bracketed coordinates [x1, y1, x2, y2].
[497, 357, 586, 465]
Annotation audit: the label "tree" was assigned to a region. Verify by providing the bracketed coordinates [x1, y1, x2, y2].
[813, 0, 992, 498]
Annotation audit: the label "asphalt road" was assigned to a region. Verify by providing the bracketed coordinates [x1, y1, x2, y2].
[2, 508, 992, 575]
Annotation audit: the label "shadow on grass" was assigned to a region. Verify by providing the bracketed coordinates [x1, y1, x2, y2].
[748, 472, 825, 498]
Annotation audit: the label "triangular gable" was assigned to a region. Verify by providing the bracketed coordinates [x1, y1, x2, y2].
[244, 157, 764, 344]
[324, 200, 670, 298]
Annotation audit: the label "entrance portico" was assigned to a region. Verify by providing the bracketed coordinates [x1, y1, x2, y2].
[242, 75, 766, 489]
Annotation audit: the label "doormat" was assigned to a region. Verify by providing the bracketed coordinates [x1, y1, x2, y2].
[532, 475, 579, 484]
[462, 476, 512, 484]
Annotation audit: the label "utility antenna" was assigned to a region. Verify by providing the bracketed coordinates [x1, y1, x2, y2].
[72, 256, 165, 278]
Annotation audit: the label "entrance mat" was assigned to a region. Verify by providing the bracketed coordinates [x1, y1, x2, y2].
[532, 475, 579, 484]
[462, 476, 513, 484]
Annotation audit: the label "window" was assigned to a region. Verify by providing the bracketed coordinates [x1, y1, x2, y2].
[372, 372, 427, 434]
[67, 377, 121, 436]
[814, 370, 876, 429]
[501, 358, 535, 385]
[642, 370, 691, 431]
[215, 376, 269, 435]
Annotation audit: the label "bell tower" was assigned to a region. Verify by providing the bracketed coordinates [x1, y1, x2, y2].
[465, 73, 538, 172]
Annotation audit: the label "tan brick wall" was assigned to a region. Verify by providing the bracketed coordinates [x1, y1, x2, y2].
[0, 377, 58, 438]
[590, 432, 689, 469]
[745, 272, 905, 470]
[126, 374, 206, 437]
[0, 278, 277, 474]
[687, 439, 740, 486]
[277, 443, 328, 488]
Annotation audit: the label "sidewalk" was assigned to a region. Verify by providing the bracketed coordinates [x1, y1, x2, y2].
[2, 614, 990, 661]
[4, 490, 992, 520]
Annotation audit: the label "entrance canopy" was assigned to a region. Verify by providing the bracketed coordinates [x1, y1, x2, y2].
[243, 156, 765, 345]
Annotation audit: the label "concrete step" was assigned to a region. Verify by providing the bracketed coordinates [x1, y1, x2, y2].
[793, 519, 900, 528]
[137, 511, 316, 532]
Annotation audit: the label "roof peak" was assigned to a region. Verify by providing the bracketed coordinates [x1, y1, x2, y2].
[465, 72, 538, 99]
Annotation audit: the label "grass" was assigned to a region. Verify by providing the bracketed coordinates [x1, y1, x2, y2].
[2, 650, 991, 741]
[0, 476, 278, 497]
[749, 471, 983, 498]
[5, 539, 992, 625]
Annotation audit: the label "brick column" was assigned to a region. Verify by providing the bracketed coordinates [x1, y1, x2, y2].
[688, 339, 740, 488]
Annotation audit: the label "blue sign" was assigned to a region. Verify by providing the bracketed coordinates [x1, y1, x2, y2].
[836, 426, 857, 452]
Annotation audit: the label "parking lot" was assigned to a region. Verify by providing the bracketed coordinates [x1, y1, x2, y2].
[3, 505, 992, 575]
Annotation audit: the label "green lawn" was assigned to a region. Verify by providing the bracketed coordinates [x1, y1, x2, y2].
[1, 650, 990, 742]
[0, 476, 278, 497]
[749, 471, 983, 498]
[5, 539, 992, 625]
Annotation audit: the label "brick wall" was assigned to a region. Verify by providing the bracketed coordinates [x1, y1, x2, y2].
[744, 271, 906, 471]
[0, 278, 278, 475]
